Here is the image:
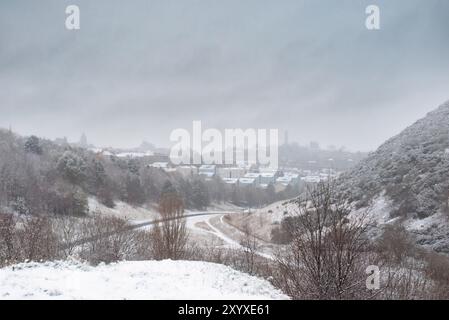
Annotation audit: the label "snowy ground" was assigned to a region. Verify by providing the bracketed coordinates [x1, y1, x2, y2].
[348, 194, 449, 253]
[88, 197, 160, 221]
[88, 196, 266, 253]
[226, 199, 298, 242]
[185, 213, 275, 259]
[0, 260, 288, 300]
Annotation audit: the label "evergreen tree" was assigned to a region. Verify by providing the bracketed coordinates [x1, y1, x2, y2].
[57, 151, 87, 184]
[191, 179, 210, 209]
[161, 180, 177, 197]
[24, 136, 43, 155]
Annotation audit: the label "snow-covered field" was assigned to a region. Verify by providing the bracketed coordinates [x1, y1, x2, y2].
[0, 260, 288, 300]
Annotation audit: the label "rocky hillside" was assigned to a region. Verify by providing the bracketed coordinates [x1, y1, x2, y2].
[338, 100, 449, 252]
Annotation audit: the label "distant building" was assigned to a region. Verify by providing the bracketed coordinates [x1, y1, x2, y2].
[217, 167, 245, 179]
[275, 183, 287, 192]
[54, 137, 68, 146]
[149, 162, 169, 169]
[147, 154, 170, 163]
[260, 172, 276, 185]
[222, 178, 239, 185]
[116, 151, 154, 158]
[199, 171, 215, 180]
[90, 148, 113, 157]
[238, 178, 256, 186]
[199, 165, 216, 176]
[79, 133, 88, 148]
[276, 176, 292, 185]
[283, 172, 299, 184]
[176, 166, 198, 177]
[244, 172, 261, 184]
[148, 162, 179, 173]
[301, 175, 322, 183]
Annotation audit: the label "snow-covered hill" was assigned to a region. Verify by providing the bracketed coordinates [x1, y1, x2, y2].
[338, 100, 449, 252]
[88, 197, 160, 222]
[0, 260, 288, 300]
[339, 100, 449, 218]
[226, 101, 449, 252]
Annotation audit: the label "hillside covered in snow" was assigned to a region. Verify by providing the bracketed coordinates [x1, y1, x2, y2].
[338, 100, 449, 252]
[0, 260, 288, 300]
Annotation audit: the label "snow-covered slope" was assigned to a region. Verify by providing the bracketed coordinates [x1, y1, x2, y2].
[339, 100, 449, 219]
[226, 199, 298, 242]
[0, 260, 288, 300]
[228, 101, 449, 252]
[88, 197, 160, 222]
[338, 100, 449, 252]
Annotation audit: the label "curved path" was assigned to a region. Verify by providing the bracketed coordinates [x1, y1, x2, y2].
[62, 212, 228, 249]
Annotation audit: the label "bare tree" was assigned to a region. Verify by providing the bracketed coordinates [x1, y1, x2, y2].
[148, 222, 165, 260]
[376, 223, 414, 264]
[0, 213, 17, 266]
[275, 181, 372, 300]
[80, 215, 139, 264]
[381, 260, 429, 300]
[53, 216, 83, 258]
[239, 224, 259, 275]
[422, 251, 449, 299]
[15, 215, 60, 262]
[150, 190, 188, 260]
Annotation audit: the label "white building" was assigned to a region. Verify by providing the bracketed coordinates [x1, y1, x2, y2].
[199, 164, 216, 174]
[199, 171, 215, 180]
[176, 166, 198, 177]
[238, 178, 256, 186]
[301, 175, 322, 183]
[116, 151, 154, 158]
[283, 172, 299, 184]
[243, 172, 261, 185]
[260, 172, 276, 185]
[148, 162, 178, 173]
[217, 167, 246, 179]
[149, 162, 169, 169]
[276, 176, 292, 185]
[222, 178, 239, 185]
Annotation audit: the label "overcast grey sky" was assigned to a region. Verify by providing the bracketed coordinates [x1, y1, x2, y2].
[1, 0, 448, 151]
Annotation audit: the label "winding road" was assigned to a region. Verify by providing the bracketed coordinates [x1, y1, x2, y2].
[63, 210, 275, 259]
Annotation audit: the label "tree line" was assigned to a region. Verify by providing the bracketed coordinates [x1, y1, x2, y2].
[0, 129, 300, 218]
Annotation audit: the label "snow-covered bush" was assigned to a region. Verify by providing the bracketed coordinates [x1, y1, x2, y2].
[57, 151, 87, 184]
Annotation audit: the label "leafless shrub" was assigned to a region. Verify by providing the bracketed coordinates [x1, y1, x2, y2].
[53, 216, 84, 258]
[187, 243, 275, 281]
[376, 223, 415, 264]
[423, 252, 449, 299]
[370, 224, 449, 299]
[15, 215, 61, 262]
[130, 229, 154, 261]
[188, 240, 233, 265]
[0, 213, 18, 266]
[274, 181, 372, 300]
[148, 222, 165, 260]
[270, 216, 299, 244]
[149, 192, 188, 260]
[78, 215, 138, 264]
[239, 224, 259, 275]
[380, 259, 429, 300]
